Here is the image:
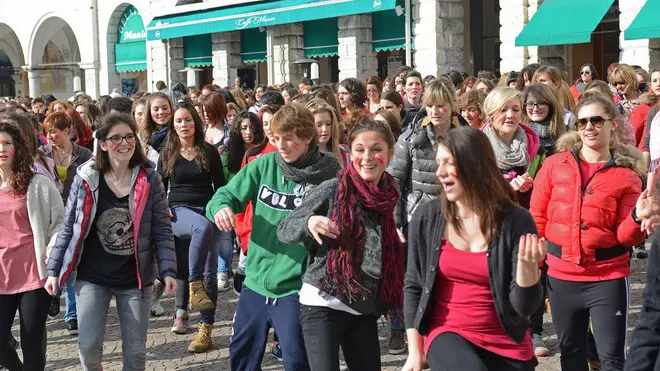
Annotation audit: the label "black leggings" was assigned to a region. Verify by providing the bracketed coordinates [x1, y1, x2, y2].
[427, 332, 536, 371]
[0, 288, 50, 371]
[547, 276, 628, 371]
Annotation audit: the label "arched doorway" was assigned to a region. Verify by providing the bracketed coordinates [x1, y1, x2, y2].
[0, 23, 26, 97]
[29, 16, 82, 98]
[107, 4, 148, 97]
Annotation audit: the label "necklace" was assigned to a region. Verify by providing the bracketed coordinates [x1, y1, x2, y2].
[180, 146, 196, 155]
[54, 145, 71, 166]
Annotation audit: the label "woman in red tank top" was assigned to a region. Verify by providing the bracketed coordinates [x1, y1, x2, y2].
[402, 127, 546, 371]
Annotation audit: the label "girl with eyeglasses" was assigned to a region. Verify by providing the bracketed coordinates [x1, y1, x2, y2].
[45, 113, 177, 370]
[530, 93, 653, 370]
[157, 99, 225, 353]
[0, 123, 64, 371]
[523, 84, 566, 157]
[570, 64, 599, 102]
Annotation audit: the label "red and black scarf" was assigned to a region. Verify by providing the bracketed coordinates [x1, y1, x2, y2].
[319, 163, 404, 311]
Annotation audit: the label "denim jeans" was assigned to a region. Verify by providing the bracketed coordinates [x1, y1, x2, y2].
[74, 280, 152, 371]
[59, 273, 77, 321]
[173, 232, 219, 324]
[216, 230, 234, 276]
[170, 204, 218, 281]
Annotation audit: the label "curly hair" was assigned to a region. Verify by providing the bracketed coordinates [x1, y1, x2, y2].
[0, 123, 34, 195]
[339, 78, 367, 108]
[225, 111, 265, 174]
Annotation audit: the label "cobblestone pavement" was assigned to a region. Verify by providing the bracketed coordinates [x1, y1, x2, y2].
[11, 258, 649, 370]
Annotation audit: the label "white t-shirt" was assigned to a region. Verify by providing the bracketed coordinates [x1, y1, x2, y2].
[298, 283, 362, 315]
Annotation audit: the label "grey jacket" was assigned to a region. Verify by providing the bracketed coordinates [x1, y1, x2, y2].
[387, 110, 440, 227]
[47, 160, 177, 289]
[40, 141, 93, 201]
[278, 178, 385, 315]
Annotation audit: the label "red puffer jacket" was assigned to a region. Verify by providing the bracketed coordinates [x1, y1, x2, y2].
[530, 132, 646, 281]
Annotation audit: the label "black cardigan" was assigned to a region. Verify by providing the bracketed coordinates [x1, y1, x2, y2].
[403, 199, 543, 343]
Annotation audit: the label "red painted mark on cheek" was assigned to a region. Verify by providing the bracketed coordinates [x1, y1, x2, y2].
[449, 169, 458, 179]
[375, 153, 385, 165]
[292, 142, 300, 150]
[352, 156, 362, 169]
[51, 134, 60, 140]
[9, 147, 15, 158]
[111, 142, 121, 151]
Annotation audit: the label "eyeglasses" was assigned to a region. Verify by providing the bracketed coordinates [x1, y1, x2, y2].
[525, 102, 548, 110]
[106, 134, 136, 145]
[614, 81, 626, 87]
[581, 70, 591, 75]
[576, 116, 611, 130]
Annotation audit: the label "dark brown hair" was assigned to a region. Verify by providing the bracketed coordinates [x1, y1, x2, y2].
[143, 92, 174, 139]
[374, 108, 402, 138]
[0, 122, 34, 195]
[310, 88, 342, 121]
[161, 98, 210, 178]
[0, 112, 51, 175]
[348, 119, 395, 150]
[94, 113, 148, 173]
[201, 92, 228, 127]
[366, 76, 383, 94]
[437, 127, 516, 242]
[226, 111, 265, 174]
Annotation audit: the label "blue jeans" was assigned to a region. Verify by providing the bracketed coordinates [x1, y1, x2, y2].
[57, 273, 77, 321]
[230, 287, 309, 371]
[74, 280, 152, 371]
[217, 230, 234, 276]
[170, 204, 217, 282]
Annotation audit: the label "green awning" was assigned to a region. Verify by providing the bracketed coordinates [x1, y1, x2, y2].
[240, 28, 267, 63]
[147, 0, 396, 40]
[115, 42, 147, 73]
[184, 34, 212, 67]
[624, 0, 660, 40]
[372, 0, 411, 52]
[303, 18, 338, 58]
[515, 0, 614, 46]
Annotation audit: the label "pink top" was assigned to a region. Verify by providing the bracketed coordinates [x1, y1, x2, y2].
[0, 189, 43, 294]
[424, 239, 534, 361]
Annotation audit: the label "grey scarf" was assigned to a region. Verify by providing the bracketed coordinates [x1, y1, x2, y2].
[483, 124, 529, 171]
[275, 144, 342, 185]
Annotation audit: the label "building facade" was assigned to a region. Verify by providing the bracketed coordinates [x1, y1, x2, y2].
[0, 0, 657, 99]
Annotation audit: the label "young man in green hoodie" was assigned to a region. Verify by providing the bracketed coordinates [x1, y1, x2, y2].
[206, 104, 341, 370]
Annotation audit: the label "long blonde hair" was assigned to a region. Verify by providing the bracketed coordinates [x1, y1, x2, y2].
[306, 98, 344, 168]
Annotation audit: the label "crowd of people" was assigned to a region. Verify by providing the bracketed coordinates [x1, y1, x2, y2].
[2, 61, 660, 371]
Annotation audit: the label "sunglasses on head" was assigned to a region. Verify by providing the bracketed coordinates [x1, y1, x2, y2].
[576, 116, 611, 130]
[581, 70, 591, 75]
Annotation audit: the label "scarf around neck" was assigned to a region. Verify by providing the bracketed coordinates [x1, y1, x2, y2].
[274, 144, 342, 185]
[528, 118, 553, 140]
[319, 164, 404, 311]
[483, 123, 529, 172]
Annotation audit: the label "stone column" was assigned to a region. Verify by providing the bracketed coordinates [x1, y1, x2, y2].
[499, 0, 528, 72]
[167, 38, 185, 87]
[338, 14, 377, 81]
[148, 40, 167, 92]
[212, 31, 241, 87]
[12, 71, 25, 96]
[271, 23, 304, 85]
[79, 62, 101, 100]
[27, 70, 41, 98]
[620, 0, 650, 70]
[413, 0, 465, 77]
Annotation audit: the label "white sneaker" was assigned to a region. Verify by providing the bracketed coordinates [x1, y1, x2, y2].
[217, 273, 230, 292]
[151, 302, 165, 317]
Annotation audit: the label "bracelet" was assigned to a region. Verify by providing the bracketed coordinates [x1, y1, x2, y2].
[632, 207, 642, 225]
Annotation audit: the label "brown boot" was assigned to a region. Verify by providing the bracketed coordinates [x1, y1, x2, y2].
[189, 281, 214, 310]
[188, 323, 213, 353]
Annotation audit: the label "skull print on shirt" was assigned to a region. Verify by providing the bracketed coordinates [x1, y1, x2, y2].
[96, 207, 135, 256]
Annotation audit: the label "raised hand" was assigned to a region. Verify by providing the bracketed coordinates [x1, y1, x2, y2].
[516, 234, 547, 288]
[308, 216, 340, 244]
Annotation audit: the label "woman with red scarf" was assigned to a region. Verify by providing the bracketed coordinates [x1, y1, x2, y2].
[278, 120, 404, 371]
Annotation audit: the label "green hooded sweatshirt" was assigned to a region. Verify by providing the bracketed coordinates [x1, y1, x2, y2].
[206, 148, 341, 299]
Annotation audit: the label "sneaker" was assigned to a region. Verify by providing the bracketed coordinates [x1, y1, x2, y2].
[339, 360, 348, 371]
[532, 333, 550, 357]
[233, 273, 245, 296]
[48, 297, 60, 318]
[388, 329, 406, 354]
[189, 280, 214, 311]
[271, 343, 283, 362]
[66, 319, 79, 336]
[151, 301, 165, 317]
[634, 246, 649, 259]
[171, 310, 189, 334]
[188, 323, 213, 353]
[217, 273, 230, 292]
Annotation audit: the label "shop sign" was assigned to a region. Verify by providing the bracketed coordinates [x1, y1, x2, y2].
[118, 6, 147, 43]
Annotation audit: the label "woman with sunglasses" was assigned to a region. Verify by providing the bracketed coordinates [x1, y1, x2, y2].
[610, 64, 644, 120]
[45, 113, 177, 370]
[158, 99, 225, 353]
[530, 92, 651, 370]
[570, 64, 598, 102]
